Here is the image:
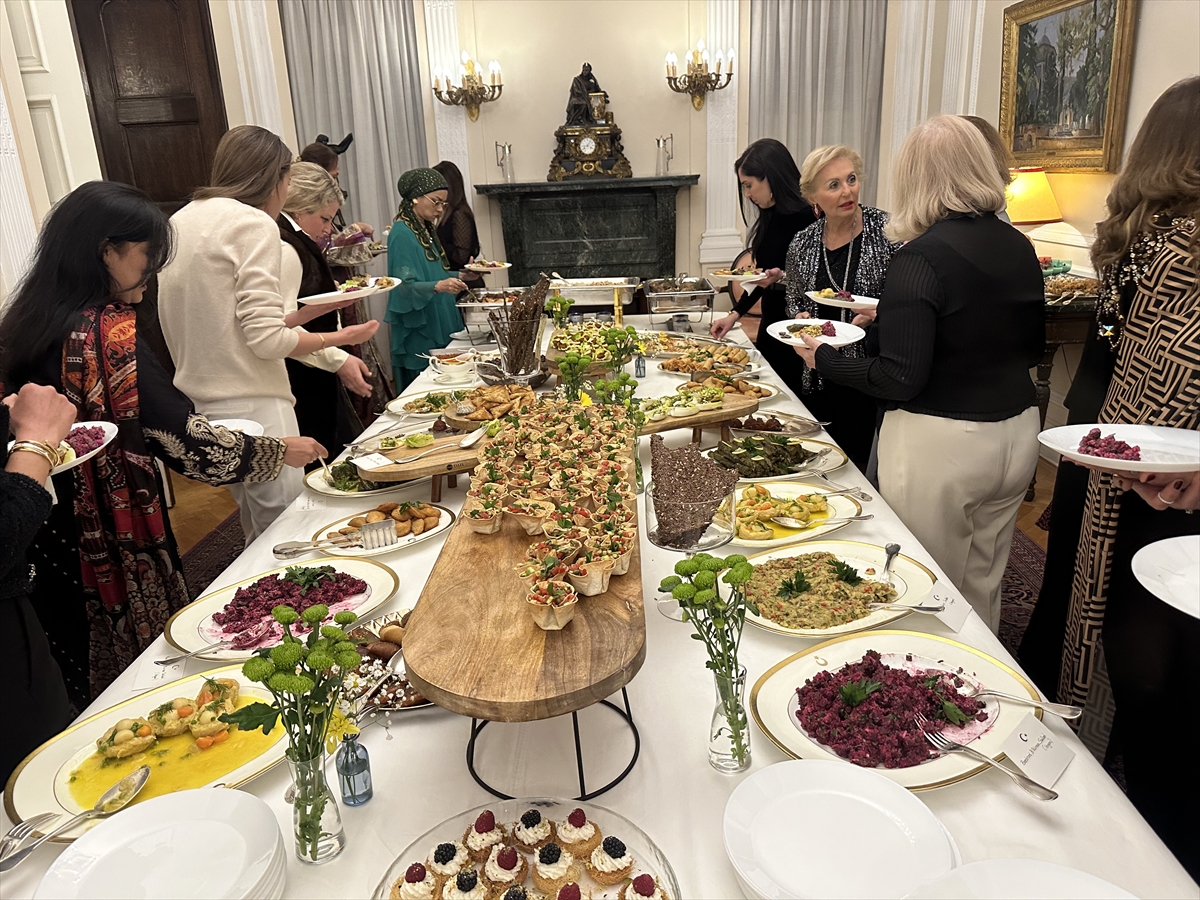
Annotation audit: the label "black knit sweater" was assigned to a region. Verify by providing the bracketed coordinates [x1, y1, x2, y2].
[0, 406, 54, 603]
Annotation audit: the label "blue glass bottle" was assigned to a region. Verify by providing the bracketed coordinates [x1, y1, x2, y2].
[335, 734, 373, 806]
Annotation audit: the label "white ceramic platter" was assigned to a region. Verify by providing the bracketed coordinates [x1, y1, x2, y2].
[901, 858, 1137, 899]
[1131, 535, 1200, 620]
[806, 290, 880, 311]
[9, 421, 119, 476]
[658, 360, 762, 377]
[725, 481, 864, 548]
[310, 504, 455, 558]
[464, 261, 511, 272]
[163, 557, 399, 660]
[750, 631, 1041, 791]
[767, 318, 867, 349]
[303, 466, 416, 499]
[1038, 423, 1200, 474]
[207, 418, 264, 436]
[702, 438, 848, 483]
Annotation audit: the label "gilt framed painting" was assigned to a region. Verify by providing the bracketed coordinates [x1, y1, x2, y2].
[999, 0, 1138, 172]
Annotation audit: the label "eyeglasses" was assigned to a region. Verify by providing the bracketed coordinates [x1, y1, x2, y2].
[427, 198, 448, 210]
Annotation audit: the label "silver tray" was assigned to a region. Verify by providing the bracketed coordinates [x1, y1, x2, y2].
[644, 275, 715, 313]
[549, 276, 639, 307]
[458, 287, 527, 325]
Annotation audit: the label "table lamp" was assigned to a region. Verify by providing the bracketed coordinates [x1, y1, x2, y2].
[1006, 167, 1062, 227]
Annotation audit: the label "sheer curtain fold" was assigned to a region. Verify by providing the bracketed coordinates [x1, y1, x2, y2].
[749, 0, 886, 206]
[279, 0, 428, 234]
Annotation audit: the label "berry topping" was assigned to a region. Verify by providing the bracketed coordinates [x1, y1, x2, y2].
[558, 885, 582, 900]
[497, 846, 519, 870]
[404, 863, 427, 884]
[475, 810, 496, 834]
[602, 836, 627, 859]
[456, 870, 479, 892]
[567, 808, 587, 828]
[502, 889, 527, 900]
[520, 809, 542, 828]
[632, 874, 656, 897]
[433, 842, 457, 865]
[538, 842, 562, 865]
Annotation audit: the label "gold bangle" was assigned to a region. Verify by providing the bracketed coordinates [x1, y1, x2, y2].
[10, 440, 61, 468]
[319, 333, 327, 349]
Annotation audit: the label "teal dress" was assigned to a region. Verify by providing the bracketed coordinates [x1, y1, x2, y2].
[386, 224, 464, 390]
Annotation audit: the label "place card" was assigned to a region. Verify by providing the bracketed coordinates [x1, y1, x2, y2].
[1000, 711, 1075, 787]
[131, 654, 194, 694]
[932, 588, 972, 632]
[297, 494, 327, 511]
[352, 453, 393, 471]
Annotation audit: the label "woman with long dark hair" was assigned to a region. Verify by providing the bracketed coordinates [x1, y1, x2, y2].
[710, 139, 817, 380]
[433, 160, 483, 291]
[0, 181, 325, 709]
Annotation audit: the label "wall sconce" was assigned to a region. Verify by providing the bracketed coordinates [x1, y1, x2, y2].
[432, 51, 502, 122]
[665, 40, 733, 110]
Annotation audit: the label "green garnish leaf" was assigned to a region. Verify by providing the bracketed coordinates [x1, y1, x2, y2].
[941, 700, 969, 726]
[777, 570, 811, 599]
[838, 678, 881, 707]
[831, 559, 861, 585]
[220, 701, 279, 736]
[283, 565, 335, 595]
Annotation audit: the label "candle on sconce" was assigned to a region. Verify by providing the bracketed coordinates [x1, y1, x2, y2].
[432, 66, 441, 92]
[728, 49, 735, 74]
[458, 64, 467, 85]
[701, 48, 709, 74]
[715, 50, 724, 75]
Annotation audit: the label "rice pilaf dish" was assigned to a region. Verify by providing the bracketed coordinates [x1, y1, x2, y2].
[745, 551, 896, 630]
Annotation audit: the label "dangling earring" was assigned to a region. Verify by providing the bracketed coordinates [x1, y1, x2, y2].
[812, 203, 822, 218]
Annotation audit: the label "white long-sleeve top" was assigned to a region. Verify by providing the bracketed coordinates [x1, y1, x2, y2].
[159, 198, 300, 405]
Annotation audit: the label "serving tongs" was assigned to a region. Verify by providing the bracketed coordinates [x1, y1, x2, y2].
[273, 519, 399, 559]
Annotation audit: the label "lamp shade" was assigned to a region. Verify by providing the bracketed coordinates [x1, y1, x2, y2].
[1006, 167, 1062, 226]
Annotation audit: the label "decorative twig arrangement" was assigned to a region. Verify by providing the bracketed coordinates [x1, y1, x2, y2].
[489, 274, 550, 375]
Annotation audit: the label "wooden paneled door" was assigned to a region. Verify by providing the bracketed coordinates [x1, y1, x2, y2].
[69, 0, 227, 214]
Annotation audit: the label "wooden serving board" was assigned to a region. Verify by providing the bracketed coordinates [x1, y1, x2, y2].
[364, 432, 478, 483]
[640, 390, 761, 437]
[403, 504, 646, 723]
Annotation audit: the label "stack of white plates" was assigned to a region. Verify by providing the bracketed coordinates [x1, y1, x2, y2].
[35, 789, 286, 899]
[724, 760, 960, 899]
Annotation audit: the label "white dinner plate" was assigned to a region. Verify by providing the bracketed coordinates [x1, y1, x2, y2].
[5, 665, 286, 839]
[464, 261, 511, 272]
[385, 389, 471, 418]
[725, 482, 864, 548]
[1038, 423, 1200, 474]
[1131, 535, 1200, 620]
[806, 290, 880, 311]
[8, 421, 119, 476]
[709, 271, 768, 285]
[310, 504, 455, 558]
[750, 631, 1041, 791]
[303, 466, 417, 499]
[207, 418, 264, 437]
[902, 858, 1137, 899]
[163, 557, 399, 660]
[768, 318, 867, 348]
[724, 759, 956, 899]
[743, 539, 937, 637]
[702, 438, 848, 483]
[34, 789, 283, 898]
[659, 360, 763, 377]
[298, 276, 398, 305]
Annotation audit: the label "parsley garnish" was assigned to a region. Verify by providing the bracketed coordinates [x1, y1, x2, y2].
[777, 570, 811, 599]
[941, 700, 969, 726]
[831, 559, 861, 585]
[283, 565, 335, 595]
[838, 678, 882, 707]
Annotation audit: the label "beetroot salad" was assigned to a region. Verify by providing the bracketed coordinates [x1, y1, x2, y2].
[794, 649, 988, 768]
[1077, 427, 1140, 461]
[212, 565, 368, 647]
[66, 424, 108, 455]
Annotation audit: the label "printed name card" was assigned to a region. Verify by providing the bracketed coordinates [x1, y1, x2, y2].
[933, 589, 972, 632]
[352, 453, 393, 471]
[132, 655, 193, 694]
[1000, 711, 1075, 787]
[297, 494, 327, 511]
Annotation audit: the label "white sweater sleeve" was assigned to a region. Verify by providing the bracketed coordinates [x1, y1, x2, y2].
[279, 241, 349, 372]
[232, 216, 301, 360]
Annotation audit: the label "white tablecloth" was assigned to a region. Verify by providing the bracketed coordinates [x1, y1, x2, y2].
[4, 319, 1196, 899]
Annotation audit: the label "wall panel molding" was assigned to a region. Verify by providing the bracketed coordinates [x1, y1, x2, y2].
[422, 0, 471, 207]
[0, 77, 38, 300]
[8, 0, 47, 74]
[25, 93, 69, 201]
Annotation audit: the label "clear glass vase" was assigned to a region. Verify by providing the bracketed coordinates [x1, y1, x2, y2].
[287, 750, 346, 864]
[710, 666, 751, 774]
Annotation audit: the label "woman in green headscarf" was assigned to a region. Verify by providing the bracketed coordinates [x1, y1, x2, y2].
[387, 168, 467, 389]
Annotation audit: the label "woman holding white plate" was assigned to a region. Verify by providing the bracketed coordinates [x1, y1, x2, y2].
[792, 116, 1044, 634]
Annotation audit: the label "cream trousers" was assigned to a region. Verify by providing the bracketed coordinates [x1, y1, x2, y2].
[878, 406, 1040, 633]
[194, 396, 303, 544]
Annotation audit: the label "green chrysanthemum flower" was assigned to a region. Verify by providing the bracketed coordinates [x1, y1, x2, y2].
[301, 604, 329, 626]
[336, 650, 362, 670]
[671, 583, 698, 601]
[693, 570, 717, 590]
[268, 672, 314, 695]
[306, 651, 335, 671]
[242, 657, 275, 684]
[674, 559, 701, 577]
[659, 575, 683, 591]
[334, 611, 356, 626]
[694, 589, 717, 605]
[321, 625, 347, 641]
[269, 642, 303, 670]
[272, 605, 299, 625]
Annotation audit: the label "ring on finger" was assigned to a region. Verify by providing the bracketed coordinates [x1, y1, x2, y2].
[1157, 491, 1176, 505]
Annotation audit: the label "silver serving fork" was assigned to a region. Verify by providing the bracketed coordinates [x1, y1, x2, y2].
[914, 712, 1058, 800]
[0, 813, 60, 861]
[812, 472, 874, 502]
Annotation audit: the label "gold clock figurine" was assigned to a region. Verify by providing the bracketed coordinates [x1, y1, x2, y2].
[548, 63, 632, 181]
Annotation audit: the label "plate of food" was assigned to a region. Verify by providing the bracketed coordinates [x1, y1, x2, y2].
[805, 288, 880, 311]
[298, 275, 397, 305]
[750, 631, 1041, 790]
[658, 344, 755, 376]
[371, 797, 679, 900]
[721, 483, 863, 547]
[303, 460, 413, 497]
[465, 259, 511, 272]
[703, 436, 847, 482]
[767, 318, 866, 348]
[683, 373, 778, 405]
[710, 267, 767, 285]
[741, 540, 937, 637]
[387, 389, 472, 418]
[344, 610, 435, 713]
[1038, 423, 1200, 474]
[4, 665, 287, 840]
[11, 421, 119, 476]
[312, 501, 454, 558]
[164, 558, 399, 660]
[207, 418, 264, 436]
[729, 411, 824, 438]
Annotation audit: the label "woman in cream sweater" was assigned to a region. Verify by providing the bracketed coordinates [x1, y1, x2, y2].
[159, 126, 379, 540]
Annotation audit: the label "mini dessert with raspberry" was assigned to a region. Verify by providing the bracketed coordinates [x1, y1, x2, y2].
[618, 873, 670, 900]
[483, 844, 528, 891]
[463, 809, 508, 862]
[512, 808, 555, 852]
[555, 807, 602, 857]
[585, 836, 635, 886]
[389, 862, 437, 900]
[426, 841, 469, 892]
[556, 883, 592, 900]
[441, 868, 488, 900]
[531, 841, 581, 894]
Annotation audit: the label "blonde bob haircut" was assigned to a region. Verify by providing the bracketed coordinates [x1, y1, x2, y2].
[194, 125, 292, 208]
[886, 115, 1007, 243]
[800, 145, 865, 201]
[283, 162, 341, 217]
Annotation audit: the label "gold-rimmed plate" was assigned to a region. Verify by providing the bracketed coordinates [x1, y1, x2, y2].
[724, 482, 863, 548]
[303, 467, 415, 498]
[164, 558, 399, 661]
[4, 665, 286, 840]
[750, 631, 1041, 791]
[743, 539, 936, 637]
[702, 438, 848, 483]
[311, 504, 455, 558]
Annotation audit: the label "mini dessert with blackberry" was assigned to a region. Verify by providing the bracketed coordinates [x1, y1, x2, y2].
[554, 807, 602, 857]
[426, 841, 469, 892]
[585, 836, 635, 886]
[462, 809, 508, 862]
[531, 842, 581, 894]
[483, 844, 528, 891]
[441, 868, 488, 900]
[618, 873, 670, 900]
[499, 888, 542, 900]
[390, 862, 437, 900]
[511, 808, 555, 852]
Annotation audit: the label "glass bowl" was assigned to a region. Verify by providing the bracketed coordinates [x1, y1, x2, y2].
[644, 481, 735, 554]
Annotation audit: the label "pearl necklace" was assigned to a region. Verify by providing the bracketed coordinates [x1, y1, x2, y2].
[821, 211, 861, 294]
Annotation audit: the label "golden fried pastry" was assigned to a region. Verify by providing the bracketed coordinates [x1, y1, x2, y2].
[97, 717, 156, 758]
[147, 697, 196, 737]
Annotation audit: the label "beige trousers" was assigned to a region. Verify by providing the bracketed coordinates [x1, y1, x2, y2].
[878, 406, 1040, 633]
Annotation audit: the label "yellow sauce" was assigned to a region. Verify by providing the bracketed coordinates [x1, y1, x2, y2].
[67, 697, 284, 810]
[767, 507, 830, 540]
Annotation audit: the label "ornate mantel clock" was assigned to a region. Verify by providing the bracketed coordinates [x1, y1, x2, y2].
[548, 63, 632, 181]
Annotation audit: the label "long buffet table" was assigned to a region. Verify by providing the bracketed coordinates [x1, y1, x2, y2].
[3, 317, 1196, 899]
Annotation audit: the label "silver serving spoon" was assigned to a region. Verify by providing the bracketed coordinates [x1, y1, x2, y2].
[771, 512, 874, 529]
[389, 425, 488, 464]
[868, 601, 946, 614]
[0, 766, 150, 870]
[881, 542, 901, 585]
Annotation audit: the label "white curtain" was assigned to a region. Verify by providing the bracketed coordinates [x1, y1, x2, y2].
[278, 0, 428, 234]
[748, 0, 887, 207]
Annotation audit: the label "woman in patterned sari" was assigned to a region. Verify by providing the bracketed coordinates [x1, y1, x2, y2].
[0, 181, 326, 709]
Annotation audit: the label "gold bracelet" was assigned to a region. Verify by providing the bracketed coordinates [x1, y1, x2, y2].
[10, 440, 61, 468]
[319, 333, 327, 349]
